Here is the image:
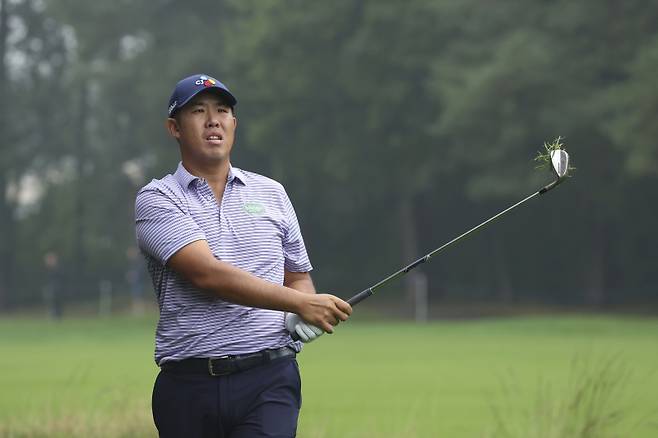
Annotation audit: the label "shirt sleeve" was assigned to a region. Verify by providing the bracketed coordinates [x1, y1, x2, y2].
[135, 187, 206, 265]
[281, 189, 313, 273]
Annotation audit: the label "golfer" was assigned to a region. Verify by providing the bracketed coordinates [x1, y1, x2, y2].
[135, 74, 352, 437]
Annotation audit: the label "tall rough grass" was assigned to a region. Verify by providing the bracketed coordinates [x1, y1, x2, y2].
[0, 401, 155, 438]
[489, 355, 646, 438]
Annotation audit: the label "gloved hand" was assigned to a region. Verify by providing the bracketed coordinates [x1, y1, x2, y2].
[284, 312, 324, 343]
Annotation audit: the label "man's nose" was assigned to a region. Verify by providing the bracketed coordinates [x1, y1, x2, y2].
[206, 116, 220, 128]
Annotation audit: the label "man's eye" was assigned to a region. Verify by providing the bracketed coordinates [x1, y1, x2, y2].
[193, 108, 204, 113]
[219, 107, 228, 113]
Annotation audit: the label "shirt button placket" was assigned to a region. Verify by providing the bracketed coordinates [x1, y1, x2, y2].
[199, 180, 213, 203]
[219, 183, 231, 226]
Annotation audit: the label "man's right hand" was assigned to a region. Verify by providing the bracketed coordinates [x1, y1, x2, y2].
[295, 294, 352, 333]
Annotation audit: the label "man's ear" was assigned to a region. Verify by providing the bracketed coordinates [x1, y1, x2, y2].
[165, 118, 180, 139]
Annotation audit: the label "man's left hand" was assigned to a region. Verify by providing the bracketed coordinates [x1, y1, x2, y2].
[284, 313, 324, 343]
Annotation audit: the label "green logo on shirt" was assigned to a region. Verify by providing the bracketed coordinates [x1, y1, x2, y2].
[243, 201, 265, 215]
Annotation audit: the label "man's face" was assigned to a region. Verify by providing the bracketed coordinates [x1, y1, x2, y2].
[167, 91, 237, 165]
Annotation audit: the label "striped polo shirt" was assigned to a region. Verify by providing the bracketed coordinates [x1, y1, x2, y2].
[135, 162, 312, 365]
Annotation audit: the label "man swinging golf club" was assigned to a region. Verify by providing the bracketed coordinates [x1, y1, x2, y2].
[135, 74, 351, 437]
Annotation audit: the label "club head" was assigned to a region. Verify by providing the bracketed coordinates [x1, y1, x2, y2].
[550, 149, 569, 179]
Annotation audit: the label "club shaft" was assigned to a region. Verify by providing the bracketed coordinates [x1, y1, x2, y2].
[347, 190, 543, 306]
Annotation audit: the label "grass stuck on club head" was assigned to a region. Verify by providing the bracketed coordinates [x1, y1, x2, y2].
[534, 136, 576, 178]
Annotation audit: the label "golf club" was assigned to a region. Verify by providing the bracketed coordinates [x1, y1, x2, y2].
[292, 149, 570, 340]
[345, 149, 570, 307]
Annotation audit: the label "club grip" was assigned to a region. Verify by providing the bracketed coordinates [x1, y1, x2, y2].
[347, 288, 373, 306]
[290, 288, 373, 341]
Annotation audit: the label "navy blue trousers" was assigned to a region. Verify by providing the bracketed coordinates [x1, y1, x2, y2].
[152, 357, 301, 437]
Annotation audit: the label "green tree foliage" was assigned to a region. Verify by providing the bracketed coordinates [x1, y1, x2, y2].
[2, 0, 657, 310]
[1, 0, 72, 306]
[605, 36, 658, 177]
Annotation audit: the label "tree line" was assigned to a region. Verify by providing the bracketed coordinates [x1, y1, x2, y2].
[1, 0, 656, 312]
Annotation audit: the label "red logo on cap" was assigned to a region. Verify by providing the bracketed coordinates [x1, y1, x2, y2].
[195, 75, 217, 87]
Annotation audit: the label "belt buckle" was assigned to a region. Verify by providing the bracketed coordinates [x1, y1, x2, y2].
[208, 355, 230, 376]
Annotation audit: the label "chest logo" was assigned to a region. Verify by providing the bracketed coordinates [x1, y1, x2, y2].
[243, 201, 265, 215]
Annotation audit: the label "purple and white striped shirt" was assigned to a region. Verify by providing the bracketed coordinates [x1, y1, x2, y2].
[135, 162, 312, 364]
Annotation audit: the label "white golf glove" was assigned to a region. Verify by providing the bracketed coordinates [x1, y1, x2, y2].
[284, 312, 324, 343]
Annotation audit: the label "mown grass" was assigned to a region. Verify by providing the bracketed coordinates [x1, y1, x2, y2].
[0, 315, 656, 437]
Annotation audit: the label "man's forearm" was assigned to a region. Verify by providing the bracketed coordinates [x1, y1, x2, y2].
[199, 262, 347, 333]
[167, 240, 350, 332]
[167, 241, 304, 313]
[197, 260, 307, 313]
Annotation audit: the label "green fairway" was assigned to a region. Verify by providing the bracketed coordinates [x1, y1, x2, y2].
[0, 315, 656, 437]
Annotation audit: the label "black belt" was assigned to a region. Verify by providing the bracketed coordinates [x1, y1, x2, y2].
[160, 346, 296, 377]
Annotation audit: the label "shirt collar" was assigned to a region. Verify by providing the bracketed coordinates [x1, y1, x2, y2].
[228, 166, 247, 186]
[173, 162, 199, 189]
[174, 162, 247, 190]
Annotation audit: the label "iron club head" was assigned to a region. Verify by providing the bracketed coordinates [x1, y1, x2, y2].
[539, 149, 571, 195]
[550, 149, 570, 179]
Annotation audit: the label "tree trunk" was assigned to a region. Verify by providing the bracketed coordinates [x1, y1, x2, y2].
[72, 83, 89, 299]
[0, 179, 12, 311]
[0, 0, 11, 310]
[584, 219, 607, 307]
[399, 196, 422, 315]
[492, 232, 514, 303]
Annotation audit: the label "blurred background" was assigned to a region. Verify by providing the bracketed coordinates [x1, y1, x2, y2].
[1, 0, 656, 317]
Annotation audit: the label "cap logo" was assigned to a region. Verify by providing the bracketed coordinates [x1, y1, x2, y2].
[195, 75, 217, 87]
[168, 101, 177, 115]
